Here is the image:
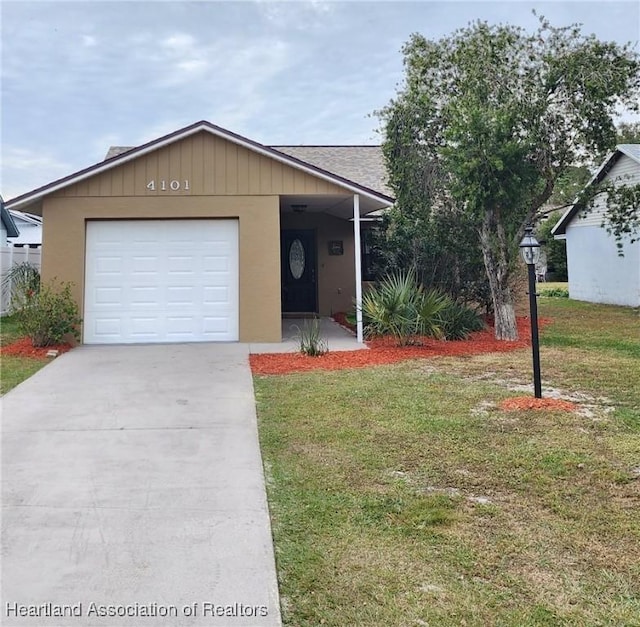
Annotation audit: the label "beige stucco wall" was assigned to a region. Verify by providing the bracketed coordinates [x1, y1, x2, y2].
[280, 212, 356, 315]
[41, 195, 282, 342]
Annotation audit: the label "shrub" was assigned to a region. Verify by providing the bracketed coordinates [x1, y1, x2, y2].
[361, 270, 449, 346]
[437, 301, 485, 340]
[15, 280, 81, 347]
[295, 317, 328, 357]
[539, 287, 569, 298]
[1, 262, 41, 312]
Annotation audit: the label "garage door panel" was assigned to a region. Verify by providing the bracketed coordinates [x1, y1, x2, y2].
[95, 256, 123, 274]
[130, 286, 159, 305]
[85, 220, 239, 344]
[94, 287, 123, 305]
[167, 255, 196, 273]
[203, 286, 230, 304]
[166, 286, 195, 305]
[203, 316, 231, 334]
[92, 318, 122, 338]
[166, 316, 196, 335]
[203, 256, 230, 272]
[131, 256, 159, 273]
[130, 317, 161, 336]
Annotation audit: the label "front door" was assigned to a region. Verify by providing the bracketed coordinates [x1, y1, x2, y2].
[281, 229, 317, 313]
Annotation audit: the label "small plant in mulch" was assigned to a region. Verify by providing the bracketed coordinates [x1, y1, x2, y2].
[294, 317, 328, 357]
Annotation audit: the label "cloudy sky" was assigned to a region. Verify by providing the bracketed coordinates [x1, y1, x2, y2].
[2, 0, 639, 200]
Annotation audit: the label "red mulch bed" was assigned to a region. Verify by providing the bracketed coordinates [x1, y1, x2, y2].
[0, 337, 72, 359]
[500, 397, 577, 412]
[250, 316, 550, 375]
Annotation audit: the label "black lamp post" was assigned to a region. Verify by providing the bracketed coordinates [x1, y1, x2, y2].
[519, 225, 542, 398]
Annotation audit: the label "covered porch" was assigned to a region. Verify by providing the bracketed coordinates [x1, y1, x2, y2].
[277, 192, 388, 343]
[248, 316, 367, 354]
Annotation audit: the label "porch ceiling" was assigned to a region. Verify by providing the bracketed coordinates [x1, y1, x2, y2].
[280, 194, 390, 220]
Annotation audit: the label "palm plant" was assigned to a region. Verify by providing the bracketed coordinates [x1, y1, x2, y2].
[1, 262, 41, 312]
[361, 270, 448, 345]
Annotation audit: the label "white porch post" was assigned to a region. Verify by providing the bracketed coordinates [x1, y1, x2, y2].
[353, 194, 364, 343]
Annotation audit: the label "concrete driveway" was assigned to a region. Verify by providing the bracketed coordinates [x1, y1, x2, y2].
[1, 344, 282, 626]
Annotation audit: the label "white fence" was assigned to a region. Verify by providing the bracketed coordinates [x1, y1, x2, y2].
[0, 245, 42, 315]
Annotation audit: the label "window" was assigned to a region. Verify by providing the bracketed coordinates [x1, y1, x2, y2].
[361, 227, 381, 281]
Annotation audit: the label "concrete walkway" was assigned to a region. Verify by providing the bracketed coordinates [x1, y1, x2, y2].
[249, 316, 367, 354]
[1, 344, 281, 626]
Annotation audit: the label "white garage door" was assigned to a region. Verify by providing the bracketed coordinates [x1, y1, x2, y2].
[84, 220, 239, 344]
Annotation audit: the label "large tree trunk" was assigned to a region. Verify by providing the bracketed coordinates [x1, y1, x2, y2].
[479, 212, 519, 341]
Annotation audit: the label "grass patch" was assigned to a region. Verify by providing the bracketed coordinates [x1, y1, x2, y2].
[256, 299, 640, 626]
[1, 314, 48, 394]
[0, 313, 23, 345]
[539, 299, 640, 358]
[0, 355, 47, 395]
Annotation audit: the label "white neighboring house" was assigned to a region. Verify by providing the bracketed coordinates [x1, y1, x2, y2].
[552, 144, 640, 307]
[7, 209, 42, 247]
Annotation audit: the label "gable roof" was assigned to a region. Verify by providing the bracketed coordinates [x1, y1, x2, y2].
[552, 144, 640, 236]
[105, 143, 390, 197]
[7, 121, 394, 211]
[7, 209, 42, 245]
[8, 209, 42, 226]
[1, 196, 20, 238]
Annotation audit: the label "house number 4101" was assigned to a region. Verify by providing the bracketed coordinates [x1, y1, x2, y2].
[146, 179, 190, 191]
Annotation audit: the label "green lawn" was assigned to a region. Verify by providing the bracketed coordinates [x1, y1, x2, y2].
[0, 314, 48, 395]
[255, 299, 640, 626]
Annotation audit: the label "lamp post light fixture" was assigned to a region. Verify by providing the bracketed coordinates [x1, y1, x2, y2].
[519, 225, 542, 398]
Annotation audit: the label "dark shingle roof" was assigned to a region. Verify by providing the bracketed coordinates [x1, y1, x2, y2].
[270, 146, 390, 197]
[105, 146, 134, 160]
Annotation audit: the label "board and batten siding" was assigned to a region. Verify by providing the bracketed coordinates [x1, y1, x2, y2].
[52, 132, 348, 198]
[572, 154, 640, 227]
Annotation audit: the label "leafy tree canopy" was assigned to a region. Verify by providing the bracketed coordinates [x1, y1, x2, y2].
[379, 14, 639, 339]
[616, 121, 640, 144]
[548, 166, 592, 208]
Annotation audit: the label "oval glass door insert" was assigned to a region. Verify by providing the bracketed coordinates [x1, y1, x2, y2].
[289, 239, 305, 280]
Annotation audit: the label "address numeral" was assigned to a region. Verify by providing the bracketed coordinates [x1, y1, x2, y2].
[146, 180, 190, 192]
